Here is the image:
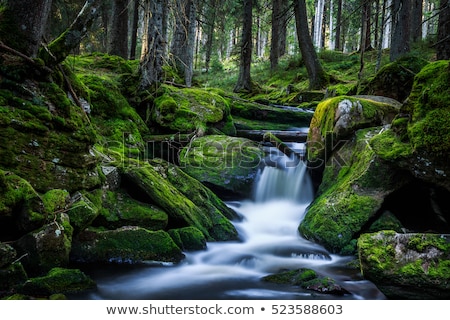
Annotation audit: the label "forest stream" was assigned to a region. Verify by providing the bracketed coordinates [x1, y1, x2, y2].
[71, 136, 386, 300]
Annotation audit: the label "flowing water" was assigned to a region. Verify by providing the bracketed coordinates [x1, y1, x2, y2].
[73, 141, 385, 300]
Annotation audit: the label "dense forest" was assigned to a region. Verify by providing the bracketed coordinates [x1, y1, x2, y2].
[0, 0, 449, 300]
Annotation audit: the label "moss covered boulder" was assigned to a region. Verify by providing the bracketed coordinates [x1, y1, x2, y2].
[0, 78, 101, 193]
[400, 60, 450, 192]
[168, 227, 207, 251]
[151, 85, 236, 135]
[0, 262, 28, 294]
[93, 189, 168, 231]
[300, 128, 409, 254]
[307, 95, 400, 168]
[19, 267, 96, 297]
[13, 213, 73, 276]
[70, 226, 184, 264]
[0, 170, 46, 239]
[358, 231, 450, 299]
[179, 135, 264, 197]
[357, 55, 429, 102]
[121, 160, 238, 241]
[262, 268, 349, 295]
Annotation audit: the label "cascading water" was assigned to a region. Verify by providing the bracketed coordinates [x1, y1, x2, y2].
[75, 140, 385, 300]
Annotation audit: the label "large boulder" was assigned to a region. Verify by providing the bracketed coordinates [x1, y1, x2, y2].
[71, 226, 184, 264]
[357, 55, 429, 102]
[300, 127, 409, 254]
[121, 159, 239, 241]
[358, 231, 450, 299]
[179, 135, 264, 198]
[307, 95, 400, 170]
[19, 267, 96, 297]
[86, 189, 169, 231]
[0, 80, 101, 193]
[151, 85, 236, 135]
[13, 212, 73, 276]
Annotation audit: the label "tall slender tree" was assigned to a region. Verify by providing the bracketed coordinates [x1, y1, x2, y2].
[234, 0, 253, 93]
[108, 0, 129, 59]
[129, 0, 140, 60]
[170, 0, 197, 87]
[270, 0, 289, 69]
[390, 0, 411, 61]
[293, 0, 329, 89]
[139, 0, 168, 89]
[203, 0, 219, 72]
[436, 0, 450, 59]
[411, 0, 423, 42]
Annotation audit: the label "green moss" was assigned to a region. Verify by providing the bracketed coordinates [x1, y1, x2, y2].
[71, 227, 184, 263]
[20, 267, 96, 297]
[41, 189, 70, 215]
[370, 129, 413, 160]
[95, 189, 168, 231]
[168, 227, 207, 251]
[409, 108, 450, 156]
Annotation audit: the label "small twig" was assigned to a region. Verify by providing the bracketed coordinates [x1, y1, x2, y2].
[12, 253, 29, 264]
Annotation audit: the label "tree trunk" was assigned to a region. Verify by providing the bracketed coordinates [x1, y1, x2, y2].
[233, 0, 253, 93]
[270, 0, 282, 70]
[376, 0, 387, 71]
[39, 0, 102, 66]
[129, 0, 140, 60]
[313, 0, 325, 48]
[390, 0, 411, 61]
[204, 0, 218, 72]
[108, 0, 129, 59]
[5, 0, 53, 57]
[411, 0, 423, 42]
[335, 0, 342, 50]
[293, 0, 329, 89]
[170, 0, 197, 87]
[436, 0, 450, 59]
[139, 0, 167, 89]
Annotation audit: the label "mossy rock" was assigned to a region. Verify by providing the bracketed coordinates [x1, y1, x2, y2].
[0, 243, 16, 268]
[404, 60, 450, 157]
[67, 192, 100, 234]
[121, 159, 238, 242]
[300, 128, 409, 253]
[307, 96, 400, 166]
[168, 227, 207, 251]
[0, 80, 101, 193]
[152, 85, 235, 135]
[19, 267, 96, 297]
[262, 268, 349, 295]
[0, 262, 27, 292]
[13, 213, 73, 276]
[358, 231, 450, 299]
[149, 158, 239, 221]
[71, 226, 184, 264]
[357, 55, 429, 102]
[0, 170, 46, 239]
[179, 135, 264, 198]
[94, 189, 168, 231]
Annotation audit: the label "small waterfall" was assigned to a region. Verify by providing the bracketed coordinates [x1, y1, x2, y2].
[253, 148, 314, 204]
[253, 162, 314, 203]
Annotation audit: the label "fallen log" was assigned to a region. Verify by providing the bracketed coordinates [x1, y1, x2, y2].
[236, 129, 308, 142]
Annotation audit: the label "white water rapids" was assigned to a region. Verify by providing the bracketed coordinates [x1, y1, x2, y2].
[77, 143, 385, 300]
